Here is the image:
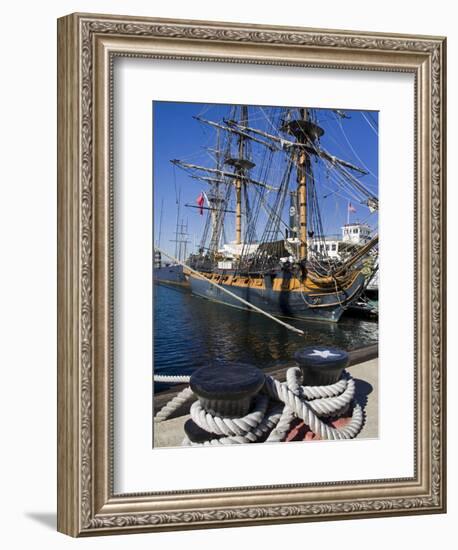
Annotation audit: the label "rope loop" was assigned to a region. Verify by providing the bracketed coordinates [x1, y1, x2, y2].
[154, 367, 364, 444]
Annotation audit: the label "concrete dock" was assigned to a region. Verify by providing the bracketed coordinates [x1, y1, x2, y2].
[153, 356, 378, 448]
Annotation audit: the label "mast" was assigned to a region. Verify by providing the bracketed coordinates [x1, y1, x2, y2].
[174, 187, 181, 259]
[297, 108, 308, 261]
[154, 198, 165, 268]
[157, 198, 164, 248]
[219, 105, 255, 246]
[281, 107, 324, 263]
[170, 218, 190, 262]
[209, 129, 223, 252]
[175, 219, 190, 262]
[289, 191, 298, 239]
[235, 184, 242, 244]
[235, 106, 248, 245]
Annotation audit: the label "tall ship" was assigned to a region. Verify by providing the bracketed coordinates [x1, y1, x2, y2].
[171, 105, 378, 322]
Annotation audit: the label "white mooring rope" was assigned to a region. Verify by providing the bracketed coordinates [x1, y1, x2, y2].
[154, 386, 195, 423]
[153, 368, 364, 444]
[154, 374, 191, 384]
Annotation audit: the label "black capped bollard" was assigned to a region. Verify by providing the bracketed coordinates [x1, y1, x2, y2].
[190, 363, 265, 418]
[294, 346, 349, 386]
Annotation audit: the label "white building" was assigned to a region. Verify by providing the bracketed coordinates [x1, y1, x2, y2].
[341, 223, 372, 245]
[218, 223, 374, 263]
[307, 237, 341, 259]
[307, 223, 374, 260]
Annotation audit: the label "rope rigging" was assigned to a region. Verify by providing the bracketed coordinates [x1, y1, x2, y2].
[171, 104, 378, 281]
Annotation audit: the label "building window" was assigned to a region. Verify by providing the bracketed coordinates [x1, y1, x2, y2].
[332, 244, 337, 251]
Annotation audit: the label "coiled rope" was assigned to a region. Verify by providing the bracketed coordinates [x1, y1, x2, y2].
[153, 367, 364, 444]
[153, 374, 194, 423]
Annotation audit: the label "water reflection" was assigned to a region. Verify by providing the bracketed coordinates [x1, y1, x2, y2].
[153, 284, 378, 384]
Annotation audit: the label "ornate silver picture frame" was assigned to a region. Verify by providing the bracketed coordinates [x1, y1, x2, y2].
[57, 13, 446, 536]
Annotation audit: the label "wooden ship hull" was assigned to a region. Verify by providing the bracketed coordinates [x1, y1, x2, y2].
[187, 269, 366, 322]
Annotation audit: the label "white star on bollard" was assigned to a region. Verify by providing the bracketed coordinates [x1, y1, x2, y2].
[308, 349, 339, 359]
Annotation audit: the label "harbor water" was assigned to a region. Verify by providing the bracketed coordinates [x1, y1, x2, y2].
[153, 284, 378, 390]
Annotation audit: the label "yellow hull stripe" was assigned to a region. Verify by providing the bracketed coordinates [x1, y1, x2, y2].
[188, 270, 362, 295]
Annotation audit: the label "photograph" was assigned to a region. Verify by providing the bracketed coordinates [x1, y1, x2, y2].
[55, 10, 446, 536]
[152, 101, 379, 448]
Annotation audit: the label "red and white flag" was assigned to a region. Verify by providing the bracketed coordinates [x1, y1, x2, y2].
[196, 192, 205, 215]
[348, 202, 356, 213]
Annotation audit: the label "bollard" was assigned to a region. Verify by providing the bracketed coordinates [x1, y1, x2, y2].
[184, 363, 265, 444]
[294, 346, 349, 386]
[190, 363, 265, 417]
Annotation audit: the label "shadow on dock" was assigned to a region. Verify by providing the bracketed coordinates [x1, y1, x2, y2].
[353, 378, 373, 410]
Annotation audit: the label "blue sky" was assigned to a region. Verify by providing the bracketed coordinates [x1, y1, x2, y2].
[153, 101, 378, 257]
